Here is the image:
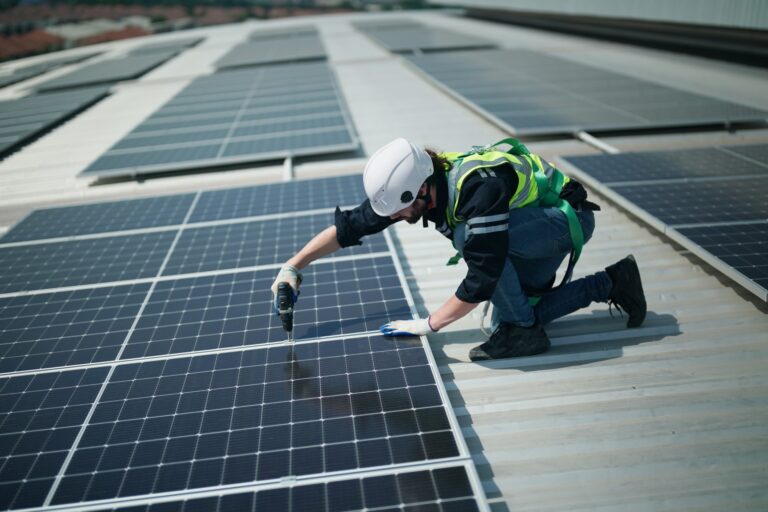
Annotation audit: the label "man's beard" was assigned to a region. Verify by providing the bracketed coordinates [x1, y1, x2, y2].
[404, 200, 428, 224]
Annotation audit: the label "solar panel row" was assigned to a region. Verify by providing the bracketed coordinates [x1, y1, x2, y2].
[0, 52, 99, 89]
[129, 38, 204, 56]
[405, 49, 768, 135]
[562, 143, 768, 300]
[0, 174, 483, 510]
[81, 62, 358, 178]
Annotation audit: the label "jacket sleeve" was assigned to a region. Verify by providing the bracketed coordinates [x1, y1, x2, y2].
[334, 199, 396, 248]
[454, 174, 513, 303]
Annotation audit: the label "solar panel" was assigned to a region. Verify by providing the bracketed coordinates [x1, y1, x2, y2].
[163, 212, 388, 276]
[0, 232, 176, 294]
[675, 223, 768, 297]
[563, 147, 768, 184]
[122, 256, 410, 360]
[93, 465, 480, 511]
[0, 87, 109, 157]
[215, 27, 325, 69]
[129, 37, 203, 55]
[0, 173, 486, 510]
[50, 338, 459, 505]
[0, 367, 109, 510]
[1, 194, 196, 243]
[35, 52, 178, 92]
[81, 62, 358, 179]
[354, 19, 494, 53]
[406, 49, 768, 135]
[562, 143, 768, 301]
[190, 175, 364, 222]
[0, 52, 99, 89]
[0, 283, 150, 374]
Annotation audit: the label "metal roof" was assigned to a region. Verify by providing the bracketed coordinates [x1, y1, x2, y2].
[1, 10, 767, 511]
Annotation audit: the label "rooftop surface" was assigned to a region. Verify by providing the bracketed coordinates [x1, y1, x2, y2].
[1, 10, 767, 511]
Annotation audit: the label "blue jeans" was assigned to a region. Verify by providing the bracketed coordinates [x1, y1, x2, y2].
[454, 207, 613, 329]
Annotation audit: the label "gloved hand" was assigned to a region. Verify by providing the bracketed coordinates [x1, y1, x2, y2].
[271, 264, 303, 309]
[380, 317, 437, 336]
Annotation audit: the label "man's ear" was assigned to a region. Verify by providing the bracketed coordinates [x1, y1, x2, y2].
[419, 182, 429, 194]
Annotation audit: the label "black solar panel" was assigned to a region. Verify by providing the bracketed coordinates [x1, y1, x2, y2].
[81, 62, 357, 178]
[406, 49, 768, 135]
[0, 367, 108, 510]
[563, 143, 768, 301]
[1, 194, 196, 243]
[35, 52, 178, 92]
[163, 213, 387, 276]
[51, 339, 458, 505]
[190, 175, 364, 222]
[0, 232, 176, 294]
[0, 87, 109, 157]
[0, 283, 150, 373]
[93, 465, 479, 511]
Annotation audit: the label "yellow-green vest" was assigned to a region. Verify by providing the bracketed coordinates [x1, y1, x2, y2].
[440, 150, 571, 229]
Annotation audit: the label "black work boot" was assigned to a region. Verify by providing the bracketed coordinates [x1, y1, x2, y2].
[469, 322, 551, 361]
[605, 255, 647, 328]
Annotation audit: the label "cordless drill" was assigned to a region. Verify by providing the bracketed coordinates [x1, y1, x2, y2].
[276, 282, 295, 342]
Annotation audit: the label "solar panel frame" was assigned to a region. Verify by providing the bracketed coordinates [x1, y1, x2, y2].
[404, 49, 768, 135]
[215, 27, 325, 70]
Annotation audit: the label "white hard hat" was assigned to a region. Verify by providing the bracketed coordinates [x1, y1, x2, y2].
[363, 138, 433, 217]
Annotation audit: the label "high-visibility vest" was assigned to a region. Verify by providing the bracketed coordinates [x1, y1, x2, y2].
[441, 138, 585, 299]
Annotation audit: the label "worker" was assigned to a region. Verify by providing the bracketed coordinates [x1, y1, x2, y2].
[271, 138, 646, 361]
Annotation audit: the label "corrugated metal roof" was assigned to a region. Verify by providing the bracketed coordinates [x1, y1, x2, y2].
[1, 11, 767, 510]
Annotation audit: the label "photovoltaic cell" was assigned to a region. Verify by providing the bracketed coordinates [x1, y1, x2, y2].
[0, 283, 150, 374]
[163, 213, 387, 276]
[81, 62, 357, 178]
[406, 49, 768, 134]
[122, 256, 410, 359]
[52, 339, 458, 505]
[190, 174, 364, 221]
[676, 223, 768, 293]
[0, 232, 176, 294]
[0, 367, 108, 510]
[1, 194, 195, 243]
[93, 466, 479, 511]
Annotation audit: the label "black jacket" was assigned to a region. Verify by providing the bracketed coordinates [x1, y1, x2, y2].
[335, 167, 518, 303]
